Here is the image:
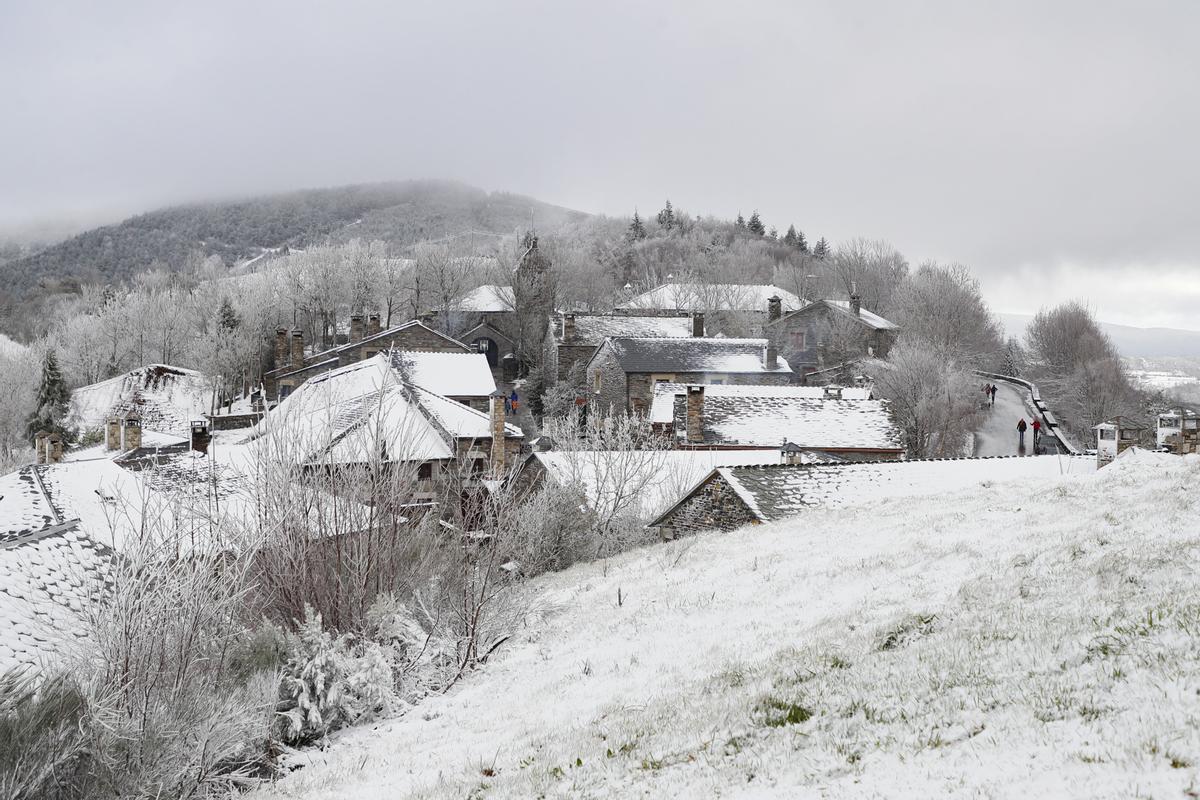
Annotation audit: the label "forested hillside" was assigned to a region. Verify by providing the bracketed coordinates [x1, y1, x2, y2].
[0, 180, 584, 329]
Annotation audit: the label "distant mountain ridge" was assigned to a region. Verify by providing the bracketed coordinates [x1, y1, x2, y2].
[0, 179, 586, 309]
[997, 312, 1200, 358]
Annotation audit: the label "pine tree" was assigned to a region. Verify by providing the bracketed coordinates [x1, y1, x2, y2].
[627, 210, 647, 241]
[26, 349, 71, 442]
[747, 211, 766, 236]
[656, 200, 676, 230]
[782, 225, 798, 248]
[813, 237, 830, 258]
[218, 297, 240, 331]
[735, 212, 746, 229]
[795, 229, 809, 253]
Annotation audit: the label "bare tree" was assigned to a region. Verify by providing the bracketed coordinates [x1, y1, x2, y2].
[867, 343, 980, 458]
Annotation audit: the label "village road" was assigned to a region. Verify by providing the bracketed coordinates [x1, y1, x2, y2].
[974, 381, 1035, 457]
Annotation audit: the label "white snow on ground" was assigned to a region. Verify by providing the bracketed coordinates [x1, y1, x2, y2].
[256, 451, 1200, 799]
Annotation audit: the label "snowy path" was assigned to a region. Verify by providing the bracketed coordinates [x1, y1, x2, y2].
[974, 381, 1033, 456]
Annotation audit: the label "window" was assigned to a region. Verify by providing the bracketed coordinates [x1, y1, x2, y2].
[790, 331, 807, 350]
[417, 462, 433, 481]
[593, 372, 601, 391]
[1120, 430, 1139, 441]
[1099, 428, 1116, 440]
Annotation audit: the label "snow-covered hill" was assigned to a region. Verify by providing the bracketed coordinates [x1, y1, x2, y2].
[257, 451, 1200, 799]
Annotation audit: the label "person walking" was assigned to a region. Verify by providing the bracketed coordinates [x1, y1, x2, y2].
[990, 384, 997, 407]
[1017, 418, 1028, 449]
[1032, 418, 1042, 450]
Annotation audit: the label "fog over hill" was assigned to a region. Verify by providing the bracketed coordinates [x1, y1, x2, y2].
[997, 312, 1200, 358]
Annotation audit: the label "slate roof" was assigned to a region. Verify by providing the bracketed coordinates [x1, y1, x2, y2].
[783, 299, 899, 331]
[649, 383, 873, 424]
[559, 314, 692, 346]
[389, 351, 497, 397]
[650, 455, 1097, 527]
[270, 320, 471, 380]
[670, 392, 902, 451]
[599, 338, 791, 375]
[617, 283, 804, 313]
[67, 364, 211, 437]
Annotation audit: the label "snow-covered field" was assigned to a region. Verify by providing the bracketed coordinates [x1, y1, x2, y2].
[1129, 369, 1200, 391]
[258, 452, 1200, 799]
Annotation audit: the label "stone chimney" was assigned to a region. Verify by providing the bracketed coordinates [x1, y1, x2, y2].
[45, 433, 63, 464]
[349, 314, 365, 343]
[691, 312, 705, 338]
[765, 344, 779, 370]
[34, 431, 48, 465]
[105, 417, 121, 451]
[562, 313, 576, 342]
[367, 313, 382, 336]
[489, 391, 507, 477]
[849, 293, 861, 317]
[191, 419, 211, 454]
[767, 294, 782, 323]
[274, 327, 289, 368]
[686, 385, 705, 444]
[823, 385, 844, 400]
[121, 412, 141, 451]
[290, 330, 305, 369]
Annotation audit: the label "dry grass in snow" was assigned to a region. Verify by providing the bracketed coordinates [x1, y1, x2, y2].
[256, 452, 1200, 799]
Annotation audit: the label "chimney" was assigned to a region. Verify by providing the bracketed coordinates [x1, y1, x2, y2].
[767, 294, 782, 323]
[121, 412, 141, 451]
[367, 313, 382, 336]
[686, 385, 705, 444]
[34, 431, 47, 465]
[349, 314, 365, 343]
[191, 419, 212, 454]
[691, 312, 705, 338]
[46, 433, 63, 464]
[765, 344, 779, 370]
[562, 313, 576, 342]
[849, 293, 861, 317]
[290, 330, 305, 369]
[274, 327, 290, 367]
[105, 417, 121, 451]
[489, 391, 507, 477]
[823, 385, 844, 400]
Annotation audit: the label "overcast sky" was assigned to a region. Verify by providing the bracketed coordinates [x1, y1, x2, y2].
[3, 1, 1199, 328]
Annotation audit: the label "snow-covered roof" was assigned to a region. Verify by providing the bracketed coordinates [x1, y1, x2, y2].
[452, 285, 515, 313]
[617, 283, 804, 313]
[559, 314, 693, 346]
[649, 383, 873, 425]
[390, 351, 496, 397]
[251, 354, 520, 466]
[67, 364, 211, 437]
[660, 387, 902, 451]
[654, 456, 1097, 526]
[599, 338, 791, 375]
[786, 299, 898, 331]
[530, 449, 795, 521]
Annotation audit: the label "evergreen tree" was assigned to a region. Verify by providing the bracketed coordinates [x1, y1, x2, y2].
[813, 237, 830, 258]
[747, 211, 766, 236]
[768, 226, 778, 240]
[26, 349, 71, 442]
[1001, 337, 1024, 377]
[782, 225, 798, 247]
[218, 297, 240, 331]
[656, 200, 676, 230]
[626, 210, 647, 241]
[795, 229, 809, 253]
[735, 212, 746, 229]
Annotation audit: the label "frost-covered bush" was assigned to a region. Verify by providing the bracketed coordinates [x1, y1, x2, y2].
[509, 485, 597, 576]
[275, 606, 402, 745]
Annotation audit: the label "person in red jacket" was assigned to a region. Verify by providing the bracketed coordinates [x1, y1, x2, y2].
[1032, 418, 1042, 450]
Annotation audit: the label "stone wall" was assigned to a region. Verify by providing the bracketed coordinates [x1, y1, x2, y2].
[656, 474, 759, 539]
[586, 347, 629, 414]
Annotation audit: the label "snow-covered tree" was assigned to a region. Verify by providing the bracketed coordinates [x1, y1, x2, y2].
[25, 348, 70, 441]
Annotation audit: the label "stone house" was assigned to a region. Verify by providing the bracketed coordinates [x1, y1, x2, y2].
[765, 294, 899, 380]
[545, 312, 694, 386]
[584, 337, 792, 415]
[648, 383, 903, 460]
[265, 318, 472, 400]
